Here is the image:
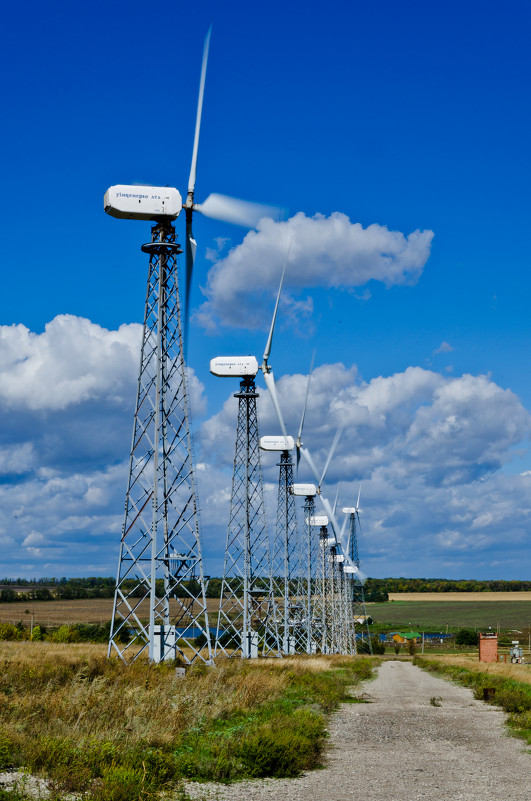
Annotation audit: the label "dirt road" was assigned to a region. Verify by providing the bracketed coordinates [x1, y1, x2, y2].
[185, 660, 530, 801]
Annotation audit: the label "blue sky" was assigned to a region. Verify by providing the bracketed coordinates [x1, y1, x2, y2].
[0, 0, 530, 580]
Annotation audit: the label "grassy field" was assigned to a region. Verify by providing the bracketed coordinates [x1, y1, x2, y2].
[369, 599, 531, 631]
[0, 643, 376, 801]
[2, 594, 531, 634]
[388, 592, 531, 602]
[415, 653, 531, 684]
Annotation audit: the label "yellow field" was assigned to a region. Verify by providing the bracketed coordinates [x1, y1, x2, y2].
[417, 653, 531, 684]
[388, 592, 531, 602]
[0, 597, 225, 625]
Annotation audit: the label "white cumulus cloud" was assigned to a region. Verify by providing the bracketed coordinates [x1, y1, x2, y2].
[195, 212, 434, 330]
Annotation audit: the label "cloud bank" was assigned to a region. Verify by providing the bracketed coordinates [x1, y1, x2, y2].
[0, 315, 529, 579]
[200, 363, 531, 577]
[196, 212, 434, 330]
[0, 316, 207, 575]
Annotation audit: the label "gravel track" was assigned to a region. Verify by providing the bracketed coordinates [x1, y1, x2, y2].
[184, 660, 531, 801]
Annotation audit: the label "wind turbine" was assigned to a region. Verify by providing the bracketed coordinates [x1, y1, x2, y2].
[255, 260, 307, 655]
[209, 270, 294, 659]
[297, 418, 344, 652]
[342, 485, 372, 654]
[296, 382, 367, 653]
[106, 30, 275, 665]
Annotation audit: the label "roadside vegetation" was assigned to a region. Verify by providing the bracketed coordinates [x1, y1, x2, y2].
[414, 655, 531, 745]
[0, 642, 377, 801]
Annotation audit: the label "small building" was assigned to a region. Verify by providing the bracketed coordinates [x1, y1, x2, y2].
[479, 631, 497, 663]
[392, 632, 421, 643]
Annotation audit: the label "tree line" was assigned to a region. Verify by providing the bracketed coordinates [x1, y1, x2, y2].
[0, 576, 529, 604]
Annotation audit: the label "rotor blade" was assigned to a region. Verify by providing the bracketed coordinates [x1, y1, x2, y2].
[184, 214, 196, 356]
[300, 446, 320, 485]
[345, 560, 367, 584]
[320, 493, 340, 544]
[296, 350, 315, 448]
[195, 193, 278, 228]
[340, 513, 349, 546]
[263, 250, 290, 368]
[356, 509, 363, 540]
[187, 27, 211, 198]
[263, 370, 287, 438]
[332, 486, 339, 517]
[319, 425, 343, 488]
[356, 482, 362, 510]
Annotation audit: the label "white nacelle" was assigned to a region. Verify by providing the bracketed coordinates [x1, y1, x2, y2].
[290, 483, 317, 497]
[343, 565, 357, 574]
[326, 536, 337, 546]
[308, 515, 328, 527]
[342, 507, 357, 514]
[259, 435, 294, 451]
[210, 356, 259, 377]
[104, 185, 183, 221]
[334, 554, 345, 562]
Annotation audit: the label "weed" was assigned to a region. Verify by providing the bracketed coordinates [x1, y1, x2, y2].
[430, 696, 442, 707]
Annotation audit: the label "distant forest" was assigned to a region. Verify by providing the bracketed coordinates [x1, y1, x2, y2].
[0, 576, 530, 604]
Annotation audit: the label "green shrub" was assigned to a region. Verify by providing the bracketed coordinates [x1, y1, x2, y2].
[0, 623, 23, 641]
[48, 624, 79, 643]
[30, 624, 43, 641]
[455, 628, 478, 646]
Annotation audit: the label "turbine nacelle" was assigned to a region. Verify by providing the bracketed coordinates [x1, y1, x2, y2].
[259, 435, 294, 452]
[290, 483, 317, 497]
[104, 185, 183, 221]
[308, 515, 328, 527]
[342, 507, 357, 514]
[210, 356, 259, 378]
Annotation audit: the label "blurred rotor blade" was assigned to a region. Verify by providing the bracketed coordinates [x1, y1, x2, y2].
[187, 27, 211, 200]
[263, 370, 287, 438]
[346, 561, 367, 584]
[332, 487, 340, 517]
[296, 351, 315, 474]
[340, 512, 349, 546]
[320, 493, 340, 544]
[319, 425, 343, 488]
[356, 482, 362, 510]
[184, 212, 197, 356]
[300, 446, 320, 485]
[195, 193, 278, 227]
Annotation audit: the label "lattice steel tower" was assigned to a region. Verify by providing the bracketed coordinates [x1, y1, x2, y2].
[344, 505, 372, 654]
[291, 484, 318, 653]
[269, 449, 302, 654]
[108, 221, 211, 664]
[213, 374, 279, 658]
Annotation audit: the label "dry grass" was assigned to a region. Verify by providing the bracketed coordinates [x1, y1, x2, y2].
[418, 653, 531, 685]
[0, 641, 376, 799]
[263, 654, 352, 672]
[388, 591, 531, 602]
[0, 640, 109, 663]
